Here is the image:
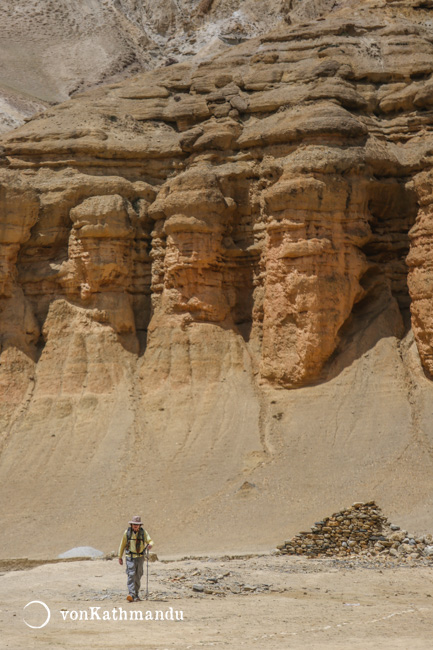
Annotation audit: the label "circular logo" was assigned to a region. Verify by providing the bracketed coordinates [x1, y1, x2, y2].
[23, 600, 51, 629]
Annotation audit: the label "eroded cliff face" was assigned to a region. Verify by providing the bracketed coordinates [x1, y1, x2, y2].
[407, 171, 433, 377]
[0, 0, 348, 133]
[1, 3, 433, 556]
[2, 9, 432, 392]
[1, 0, 431, 133]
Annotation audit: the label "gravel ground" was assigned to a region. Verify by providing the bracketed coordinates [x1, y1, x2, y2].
[1, 552, 432, 649]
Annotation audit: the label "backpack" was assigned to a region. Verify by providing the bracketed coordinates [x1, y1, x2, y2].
[126, 526, 146, 555]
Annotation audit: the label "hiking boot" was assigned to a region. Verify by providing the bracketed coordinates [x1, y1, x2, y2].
[134, 596, 141, 601]
[126, 595, 134, 602]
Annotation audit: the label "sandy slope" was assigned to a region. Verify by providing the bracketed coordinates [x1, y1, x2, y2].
[1, 323, 433, 560]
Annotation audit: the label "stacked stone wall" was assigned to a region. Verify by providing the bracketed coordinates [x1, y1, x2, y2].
[277, 502, 433, 561]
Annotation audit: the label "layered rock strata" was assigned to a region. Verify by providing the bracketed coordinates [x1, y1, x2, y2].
[1, 8, 433, 397]
[277, 502, 433, 560]
[1, 0, 371, 134]
[2, 4, 433, 557]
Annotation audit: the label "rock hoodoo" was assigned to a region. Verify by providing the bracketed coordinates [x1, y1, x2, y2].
[2, 5, 433, 396]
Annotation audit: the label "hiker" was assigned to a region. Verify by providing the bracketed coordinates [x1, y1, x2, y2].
[118, 515, 153, 602]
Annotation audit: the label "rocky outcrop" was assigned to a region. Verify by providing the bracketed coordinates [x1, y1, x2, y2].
[1, 6, 433, 394]
[2, 0, 432, 133]
[407, 171, 433, 377]
[0, 0, 353, 134]
[261, 173, 371, 385]
[1, 2, 433, 557]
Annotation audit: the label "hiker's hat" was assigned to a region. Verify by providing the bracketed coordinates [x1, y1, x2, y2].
[129, 515, 144, 526]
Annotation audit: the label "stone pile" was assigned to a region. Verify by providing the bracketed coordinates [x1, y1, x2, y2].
[277, 502, 433, 561]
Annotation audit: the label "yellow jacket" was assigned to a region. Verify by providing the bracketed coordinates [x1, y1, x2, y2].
[118, 527, 153, 558]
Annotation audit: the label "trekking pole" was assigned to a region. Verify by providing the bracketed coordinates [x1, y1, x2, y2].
[146, 545, 149, 600]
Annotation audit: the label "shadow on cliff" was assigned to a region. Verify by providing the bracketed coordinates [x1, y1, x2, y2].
[321, 279, 403, 382]
[320, 178, 418, 384]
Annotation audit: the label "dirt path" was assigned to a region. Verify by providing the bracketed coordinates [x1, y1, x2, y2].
[1, 554, 432, 649]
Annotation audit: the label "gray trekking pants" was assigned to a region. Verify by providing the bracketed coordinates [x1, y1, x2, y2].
[125, 555, 144, 597]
